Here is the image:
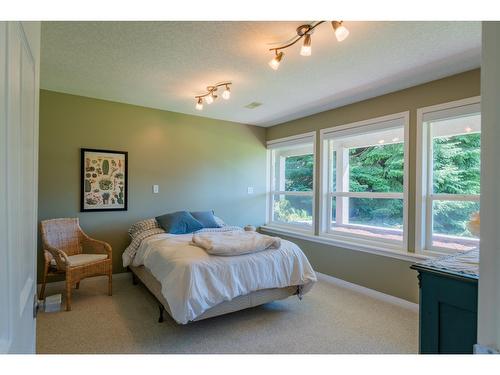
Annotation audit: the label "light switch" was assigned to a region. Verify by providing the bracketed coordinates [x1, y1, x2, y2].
[247, 187, 254, 195]
[153, 185, 159, 194]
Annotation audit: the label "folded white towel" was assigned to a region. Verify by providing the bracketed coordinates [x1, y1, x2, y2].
[192, 231, 281, 256]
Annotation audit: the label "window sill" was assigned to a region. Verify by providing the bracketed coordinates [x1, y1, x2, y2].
[260, 225, 431, 263]
[262, 223, 314, 236]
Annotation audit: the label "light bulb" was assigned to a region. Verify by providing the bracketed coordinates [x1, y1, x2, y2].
[222, 86, 231, 100]
[392, 137, 400, 142]
[195, 98, 203, 110]
[465, 127, 472, 133]
[269, 51, 284, 70]
[300, 34, 312, 56]
[332, 21, 349, 42]
[378, 139, 385, 144]
[205, 94, 214, 104]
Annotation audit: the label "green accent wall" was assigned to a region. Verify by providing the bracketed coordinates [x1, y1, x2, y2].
[38, 90, 267, 280]
[266, 69, 481, 303]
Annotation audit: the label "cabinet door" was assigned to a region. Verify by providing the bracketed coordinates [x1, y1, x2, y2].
[419, 272, 478, 354]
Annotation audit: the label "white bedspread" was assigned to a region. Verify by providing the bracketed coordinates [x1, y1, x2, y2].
[132, 231, 317, 324]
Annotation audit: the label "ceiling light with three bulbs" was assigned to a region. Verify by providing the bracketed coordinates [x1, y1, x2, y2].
[194, 82, 232, 111]
[268, 21, 350, 70]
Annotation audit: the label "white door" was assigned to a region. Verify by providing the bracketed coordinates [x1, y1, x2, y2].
[0, 21, 41, 354]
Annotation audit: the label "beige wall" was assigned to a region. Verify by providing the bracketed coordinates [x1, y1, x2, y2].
[38, 90, 267, 280]
[266, 69, 481, 302]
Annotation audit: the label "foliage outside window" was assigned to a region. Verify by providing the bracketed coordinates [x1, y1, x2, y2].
[347, 143, 404, 229]
[266, 101, 481, 258]
[269, 136, 315, 229]
[322, 116, 407, 248]
[426, 111, 481, 252]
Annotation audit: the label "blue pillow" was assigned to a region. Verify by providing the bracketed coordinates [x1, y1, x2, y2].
[155, 211, 204, 234]
[190, 210, 220, 228]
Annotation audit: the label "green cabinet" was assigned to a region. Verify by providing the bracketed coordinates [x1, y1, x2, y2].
[411, 265, 478, 354]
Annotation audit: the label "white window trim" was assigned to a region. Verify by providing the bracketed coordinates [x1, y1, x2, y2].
[260, 225, 429, 263]
[266, 131, 316, 234]
[415, 96, 481, 255]
[318, 111, 410, 253]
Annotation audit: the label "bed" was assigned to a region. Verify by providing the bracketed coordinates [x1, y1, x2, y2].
[122, 220, 317, 324]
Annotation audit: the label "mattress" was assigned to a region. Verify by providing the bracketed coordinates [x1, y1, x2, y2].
[130, 264, 298, 322]
[128, 230, 317, 324]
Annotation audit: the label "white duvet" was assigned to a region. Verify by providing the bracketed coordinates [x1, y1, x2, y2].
[131, 230, 317, 324]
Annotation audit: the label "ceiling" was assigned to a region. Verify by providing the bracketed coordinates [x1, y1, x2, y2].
[40, 21, 481, 127]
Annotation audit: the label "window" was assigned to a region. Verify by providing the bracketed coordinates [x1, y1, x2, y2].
[417, 97, 481, 253]
[320, 112, 409, 251]
[267, 132, 315, 232]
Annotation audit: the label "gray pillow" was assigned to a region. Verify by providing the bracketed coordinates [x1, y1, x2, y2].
[155, 211, 204, 234]
[214, 216, 227, 227]
[190, 210, 220, 228]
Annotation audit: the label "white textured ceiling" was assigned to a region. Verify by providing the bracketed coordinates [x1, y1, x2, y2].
[41, 21, 481, 127]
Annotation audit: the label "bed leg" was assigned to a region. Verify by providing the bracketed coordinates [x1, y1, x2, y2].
[158, 304, 165, 323]
[297, 285, 304, 300]
[132, 273, 139, 285]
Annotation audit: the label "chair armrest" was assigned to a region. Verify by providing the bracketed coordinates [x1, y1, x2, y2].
[43, 250, 53, 266]
[43, 244, 69, 270]
[80, 231, 112, 260]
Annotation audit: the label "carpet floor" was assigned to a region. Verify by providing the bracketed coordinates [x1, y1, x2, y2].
[36, 274, 418, 354]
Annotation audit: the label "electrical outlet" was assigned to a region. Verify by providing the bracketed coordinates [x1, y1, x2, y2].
[247, 187, 254, 195]
[153, 185, 159, 194]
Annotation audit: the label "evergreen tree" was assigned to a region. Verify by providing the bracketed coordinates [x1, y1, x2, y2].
[285, 155, 314, 191]
[277, 133, 480, 236]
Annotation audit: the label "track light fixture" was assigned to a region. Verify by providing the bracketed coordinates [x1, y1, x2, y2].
[300, 34, 312, 56]
[205, 92, 215, 104]
[222, 84, 231, 100]
[331, 21, 350, 42]
[268, 21, 349, 70]
[194, 81, 232, 110]
[195, 97, 203, 110]
[268, 51, 284, 70]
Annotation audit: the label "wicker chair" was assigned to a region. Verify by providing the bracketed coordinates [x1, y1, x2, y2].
[40, 218, 112, 311]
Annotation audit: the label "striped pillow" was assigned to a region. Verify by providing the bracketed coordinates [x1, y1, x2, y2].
[123, 227, 166, 267]
[128, 218, 161, 238]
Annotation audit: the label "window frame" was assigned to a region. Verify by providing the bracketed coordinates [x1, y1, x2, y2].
[266, 131, 316, 234]
[319, 112, 410, 252]
[415, 96, 481, 255]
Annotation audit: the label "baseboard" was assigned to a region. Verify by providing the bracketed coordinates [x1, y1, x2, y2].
[38, 271, 418, 312]
[37, 271, 130, 289]
[316, 272, 419, 312]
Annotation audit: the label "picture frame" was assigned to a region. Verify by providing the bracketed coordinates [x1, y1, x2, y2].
[81, 148, 128, 212]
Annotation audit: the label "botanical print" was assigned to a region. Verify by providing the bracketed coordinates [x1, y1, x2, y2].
[82, 149, 127, 211]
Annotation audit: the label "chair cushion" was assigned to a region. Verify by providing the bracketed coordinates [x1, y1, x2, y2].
[50, 253, 108, 267]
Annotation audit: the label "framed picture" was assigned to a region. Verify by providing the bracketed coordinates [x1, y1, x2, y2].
[81, 148, 128, 212]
